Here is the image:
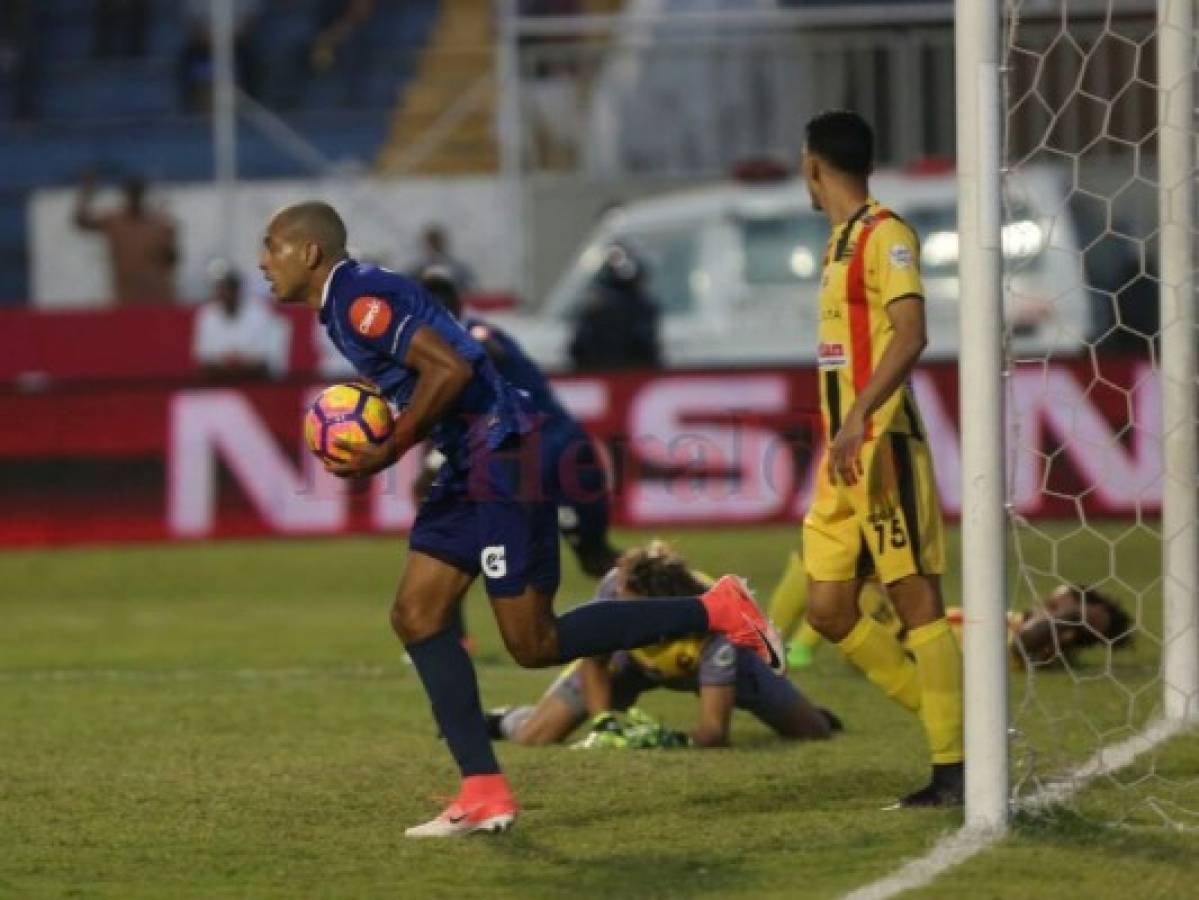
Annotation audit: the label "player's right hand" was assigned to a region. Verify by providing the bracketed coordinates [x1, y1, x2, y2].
[829, 410, 866, 486]
[325, 431, 403, 478]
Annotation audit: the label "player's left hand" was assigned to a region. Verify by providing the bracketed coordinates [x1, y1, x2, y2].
[325, 433, 404, 479]
[829, 411, 866, 486]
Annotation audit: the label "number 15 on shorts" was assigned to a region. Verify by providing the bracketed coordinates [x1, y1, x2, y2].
[871, 514, 907, 555]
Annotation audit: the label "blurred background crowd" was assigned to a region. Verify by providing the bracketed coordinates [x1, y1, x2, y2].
[0, 0, 1178, 546]
[0, 0, 1165, 384]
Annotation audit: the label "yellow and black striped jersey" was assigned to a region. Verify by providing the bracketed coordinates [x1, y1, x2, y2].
[816, 199, 928, 441]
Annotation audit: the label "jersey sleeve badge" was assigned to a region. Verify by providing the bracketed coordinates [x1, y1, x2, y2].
[349, 295, 393, 339]
[889, 243, 914, 270]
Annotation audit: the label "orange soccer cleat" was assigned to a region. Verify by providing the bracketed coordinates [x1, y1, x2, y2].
[404, 774, 518, 838]
[700, 575, 787, 675]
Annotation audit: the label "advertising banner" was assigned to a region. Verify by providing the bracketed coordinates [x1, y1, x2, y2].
[0, 357, 1158, 546]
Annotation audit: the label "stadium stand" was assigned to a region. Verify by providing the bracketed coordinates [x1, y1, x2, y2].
[0, 0, 440, 305]
[376, 0, 497, 176]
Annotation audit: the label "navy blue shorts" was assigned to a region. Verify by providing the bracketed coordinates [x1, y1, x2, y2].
[409, 433, 561, 599]
[543, 421, 612, 562]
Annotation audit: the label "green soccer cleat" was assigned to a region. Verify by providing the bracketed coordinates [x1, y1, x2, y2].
[787, 642, 814, 668]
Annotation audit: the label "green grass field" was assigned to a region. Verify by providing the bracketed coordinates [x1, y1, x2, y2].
[2, 525, 1197, 899]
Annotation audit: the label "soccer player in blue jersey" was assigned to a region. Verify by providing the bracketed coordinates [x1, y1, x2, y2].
[259, 202, 784, 837]
[417, 266, 619, 578]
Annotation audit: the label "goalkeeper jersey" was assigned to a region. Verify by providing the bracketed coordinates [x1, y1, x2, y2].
[816, 199, 929, 442]
[593, 567, 714, 682]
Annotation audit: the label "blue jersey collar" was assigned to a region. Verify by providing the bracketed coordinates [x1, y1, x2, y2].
[318, 258, 352, 323]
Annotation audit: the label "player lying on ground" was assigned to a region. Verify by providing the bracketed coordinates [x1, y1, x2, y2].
[259, 202, 784, 837]
[769, 555, 1132, 670]
[1003, 584, 1133, 667]
[488, 542, 838, 749]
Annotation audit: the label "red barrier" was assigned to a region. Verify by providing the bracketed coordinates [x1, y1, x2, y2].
[0, 357, 1159, 546]
[0, 297, 515, 386]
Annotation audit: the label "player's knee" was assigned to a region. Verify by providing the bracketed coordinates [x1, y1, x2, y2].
[500, 627, 558, 668]
[887, 574, 943, 628]
[390, 596, 443, 643]
[806, 599, 855, 642]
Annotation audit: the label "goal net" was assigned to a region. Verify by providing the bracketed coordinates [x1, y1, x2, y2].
[1000, 0, 1198, 828]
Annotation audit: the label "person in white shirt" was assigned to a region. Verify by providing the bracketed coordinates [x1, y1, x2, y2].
[193, 260, 290, 380]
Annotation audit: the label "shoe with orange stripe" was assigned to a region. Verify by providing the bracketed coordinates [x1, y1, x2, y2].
[404, 775, 518, 838]
[700, 575, 787, 675]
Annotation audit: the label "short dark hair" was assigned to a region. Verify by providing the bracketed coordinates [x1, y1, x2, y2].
[805, 110, 874, 177]
[1073, 586, 1134, 649]
[273, 201, 347, 258]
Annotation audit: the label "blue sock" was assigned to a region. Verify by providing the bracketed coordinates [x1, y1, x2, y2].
[405, 628, 499, 777]
[446, 602, 467, 643]
[554, 598, 709, 663]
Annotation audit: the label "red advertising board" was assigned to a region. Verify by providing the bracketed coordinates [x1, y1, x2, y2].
[0, 357, 1159, 547]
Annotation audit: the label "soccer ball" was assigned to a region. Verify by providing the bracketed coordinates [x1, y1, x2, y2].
[304, 383, 394, 463]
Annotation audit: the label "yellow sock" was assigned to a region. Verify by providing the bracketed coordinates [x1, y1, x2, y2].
[837, 615, 922, 713]
[767, 551, 810, 642]
[907, 618, 965, 765]
[859, 581, 903, 638]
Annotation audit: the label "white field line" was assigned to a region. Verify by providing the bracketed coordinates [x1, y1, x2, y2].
[0, 660, 535, 684]
[843, 717, 1188, 900]
[0, 664, 403, 684]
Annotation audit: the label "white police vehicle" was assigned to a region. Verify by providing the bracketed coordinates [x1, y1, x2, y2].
[494, 164, 1092, 370]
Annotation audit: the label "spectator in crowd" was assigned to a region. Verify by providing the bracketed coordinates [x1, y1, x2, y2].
[0, 0, 36, 121]
[193, 260, 290, 381]
[178, 0, 262, 113]
[520, 0, 583, 169]
[94, 0, 149, 59]
[74, 170, 179, 305]
[569, 242, 662, 371]
[406, 225, 477, 292]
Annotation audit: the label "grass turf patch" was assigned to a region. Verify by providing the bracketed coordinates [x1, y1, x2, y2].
[1, 525, 1195, 898]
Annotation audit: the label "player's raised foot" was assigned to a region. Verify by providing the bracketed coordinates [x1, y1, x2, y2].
[888, 762, 964, 809]
[700, 575, 786, 674]
[405, 774, 518, 838]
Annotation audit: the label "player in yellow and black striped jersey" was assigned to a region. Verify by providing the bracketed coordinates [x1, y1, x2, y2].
[798, 111, 963, 808]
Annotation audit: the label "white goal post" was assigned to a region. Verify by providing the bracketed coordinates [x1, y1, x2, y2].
[955, 0, 1010, 833]
[959, 0, 1197, 832]
[1158, 0, 1197, 726]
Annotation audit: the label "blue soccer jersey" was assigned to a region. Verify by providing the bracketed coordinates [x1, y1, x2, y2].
[462, 316, 613, 564]
[462, 317, 571, 425]
[319, 260, 530, 469]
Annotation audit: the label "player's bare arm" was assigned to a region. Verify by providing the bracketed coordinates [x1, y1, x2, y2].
[829, 294, 927, 486]
[692, 683, 736, 748]
[579, 656, 615, 714]
[327, 325, 471, 477]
